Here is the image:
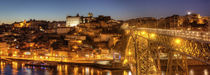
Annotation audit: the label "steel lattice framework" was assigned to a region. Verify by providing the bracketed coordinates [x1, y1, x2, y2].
[124, 28, 210, 75]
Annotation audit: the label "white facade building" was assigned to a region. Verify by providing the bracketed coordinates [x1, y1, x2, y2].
[66, 16, 81, 27]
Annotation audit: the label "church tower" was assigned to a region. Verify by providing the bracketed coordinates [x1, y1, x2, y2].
[88, 12, 93, 17]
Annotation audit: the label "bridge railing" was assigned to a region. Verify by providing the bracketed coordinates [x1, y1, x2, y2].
[137, 28, 210, 42]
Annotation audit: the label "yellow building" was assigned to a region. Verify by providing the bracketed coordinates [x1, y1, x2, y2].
[14, 20, 31, 27]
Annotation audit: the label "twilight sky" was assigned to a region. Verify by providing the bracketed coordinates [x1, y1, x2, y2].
[0, 0, 210, 24]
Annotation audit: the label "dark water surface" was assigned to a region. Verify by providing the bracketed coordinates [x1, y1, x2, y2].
[0, 60, 210, 75]
[0, 60, 132, 75]
[161, 65, 210, 75]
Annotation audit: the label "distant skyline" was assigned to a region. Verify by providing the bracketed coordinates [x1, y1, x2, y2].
[0, 0, 210, 24]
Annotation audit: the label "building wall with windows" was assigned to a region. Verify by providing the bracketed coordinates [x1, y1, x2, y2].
[66, 16, 81, 27]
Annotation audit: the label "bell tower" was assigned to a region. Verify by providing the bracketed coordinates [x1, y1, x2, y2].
[88, 12, 93, 17]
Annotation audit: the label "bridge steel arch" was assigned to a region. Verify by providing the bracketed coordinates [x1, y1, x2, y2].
[124, 28, 210, 75]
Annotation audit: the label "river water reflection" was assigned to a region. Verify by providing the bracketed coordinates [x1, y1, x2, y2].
[0, 60, 209, 75]
[161, 65, 210, 75]
[0, 60, 132, 75]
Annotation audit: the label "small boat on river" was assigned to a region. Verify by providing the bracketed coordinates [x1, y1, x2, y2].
[95, 60, 129, 70]
[25, 61, 57, 68]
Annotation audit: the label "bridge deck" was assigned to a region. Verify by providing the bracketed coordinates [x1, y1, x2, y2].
[137, 28, 210, 42]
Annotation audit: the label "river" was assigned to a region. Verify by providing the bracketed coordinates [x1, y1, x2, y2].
[0, 60, 132, 75]
[0, 60, 210, 75]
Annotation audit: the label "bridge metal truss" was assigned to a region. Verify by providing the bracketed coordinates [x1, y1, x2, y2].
[124, 29, 210, 75]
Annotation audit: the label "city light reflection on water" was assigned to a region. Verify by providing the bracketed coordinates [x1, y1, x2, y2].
[190, 69, 194, 75]
[0, 61, 209, 75]
[161, 66, 210, 75]
[204, 69, 208, 75]
[0, 61, 131, 75]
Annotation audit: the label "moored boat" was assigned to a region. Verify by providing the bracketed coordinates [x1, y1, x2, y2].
[25, 61, 57, 68]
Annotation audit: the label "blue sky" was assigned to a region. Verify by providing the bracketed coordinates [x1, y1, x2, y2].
[0, 0, 210, 24]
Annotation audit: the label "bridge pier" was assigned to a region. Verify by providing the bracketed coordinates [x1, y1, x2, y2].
[166, 51, 189, 75]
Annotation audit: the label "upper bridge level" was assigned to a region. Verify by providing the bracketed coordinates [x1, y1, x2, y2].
[136, 28, 210, 42]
